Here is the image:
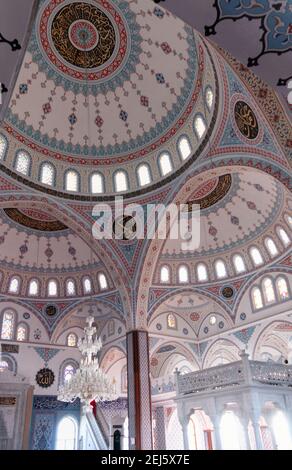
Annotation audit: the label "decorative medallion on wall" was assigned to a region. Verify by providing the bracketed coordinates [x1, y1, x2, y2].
[221, 286, 234, 299]
[36, 368, 55, 388]
[45, 304, 58, 317]
[234, 101, 259, 140]
[187, 174, 232, 211]
[51, 2, 116, 69]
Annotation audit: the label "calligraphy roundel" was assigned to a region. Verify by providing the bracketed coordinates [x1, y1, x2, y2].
[234, 101, 259, 140]
[36, 368, 55, 388]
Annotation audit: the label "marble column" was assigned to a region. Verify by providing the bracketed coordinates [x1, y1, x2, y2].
[250, 413, 264, 450]
[210, 414, 222, 450]
[180, 416, 190, 450]
[127, 330, 152, 450]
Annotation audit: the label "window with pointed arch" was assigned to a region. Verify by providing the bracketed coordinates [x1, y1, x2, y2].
[277, 227, 291, 247]
[233, 255, 246, 274]
[66, 280, 76, 296]
[205, 87, 214, 111]
[1, 310, 15, 340]
[137, 163, 151, 187]
[65, 170, 79, 192]
[28, 279, 39, 296]
[251, 287, 263, 310]
[262, 278, 276, 304]
[83, 277, 92, 294]
[55, 416, 77, 450]
[48, 279, 58, 297]
[16, 323, 28, 342]
[250, 247, 263, 267]
[67, 333, 77, 347]
[276, 277, 289, 301]
[178, 265, 189, 284]
[197, 263, 208, 282]
[108, 320, 115, 336]
[0, 134, 7, 160]
[160, 265, 170, 283]
[8, 277, 20, 294]
[194, 115, 206, 139]
[167, 313, 177, 330]
[265, 238, 278, 258]
[121, 364, 127, 393]
[114, 170, 128, 193]
[178, 136, 192, 160]
[215, 260, 227, 279]
[90, 172, 104, 194]
[98, 273, 108, 290]
[158, 152, 173, 176]
[15, 150, 31, 175]
[40, 162, 55, 186]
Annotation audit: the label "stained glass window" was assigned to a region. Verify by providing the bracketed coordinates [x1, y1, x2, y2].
[277, 227, 290, 247]
[250, 247, 263, 266]
[98, 273, 108, 290]
[40, 163, 55, 186]
[48, 280, 58, 297]
[17, 324, 27, 342]
[178, 136, 192, 160]
[265, 238, 278, 257]
[66, 280, 76, 296]
[65, 170, 79, 192]
[15, 151, 30, 175]
[194, 116, 206, 139]
[8, 277, 20, 294]
[90, 172, 104, 194]
[114, 171, 128, 192]
[1, 311, 15, 340]
[276, 277, 289, 301]
[263, 278, 276, 304]
[167, 313, 177, 329]
[67, 333, 77, 347]
[215, 260, 227, 279]
[83, 277, 92, 294]
[29, 279, 39, 296]
[178, 265, 189, 283]
[233, 255, 246, 274]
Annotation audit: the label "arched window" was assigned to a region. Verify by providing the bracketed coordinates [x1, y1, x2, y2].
[90, 172, 104, 194]
[8, 277, 20, 294]
[285, 214, 292, 229]
[98, 273, 108, 290]
[0, 134, 7, 160]
[114, 171, 128, 192]
[83, 277, 92, 294]
[65, 170, 79, 192]
[205, 87, 214, 111]
[28, 279, 39, 296]
[1, 311, 15, 340]
[160, 265, 170, 283]
[66, 280, 76, 296]
[265, 238, 278, 258]
[276, 277, 289, 301]
[178, 265, 189, 283]
[262, 278, 276, 304]
[178, 136, 191, 160]
[64, 364, 75, 383]
[108, 320, 115, 336]
[250, 247, 263, 267]
[16, 324, 28, 342]
[197, 263, 208, 282]
[252, 287, 263, 310]
[40, 163, 55, 186]
[215, 260, 227, 279]
[158, 152, 173, 176]
[233, 255, 246, 274]
[137, 164, 151, 187]
[167, 313, 177, 329]
[194, 115, 206, 139]
[67, 333, 77, 347]
[121, 365, 127, 393]
[277, 227, 291, 247]
[48, 280, 58, 297]
[55, 416, 77, 450]
[15, 150, 31, 175]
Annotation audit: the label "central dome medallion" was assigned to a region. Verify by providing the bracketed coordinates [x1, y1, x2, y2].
[51, 2, 116, 68]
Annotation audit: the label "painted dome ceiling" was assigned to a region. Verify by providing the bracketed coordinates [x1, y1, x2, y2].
[159, 168, 292, 277]
[0, 0, 217, 197]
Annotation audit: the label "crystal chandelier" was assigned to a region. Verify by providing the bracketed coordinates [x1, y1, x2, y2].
[58, 316, 117, 410]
